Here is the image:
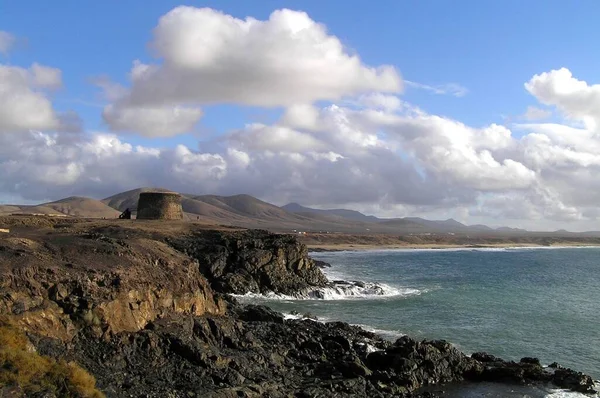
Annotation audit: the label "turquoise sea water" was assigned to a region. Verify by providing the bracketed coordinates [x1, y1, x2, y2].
[237, 247, 600, 397]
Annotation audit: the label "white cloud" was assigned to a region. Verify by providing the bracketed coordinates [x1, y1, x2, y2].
[281, 104, 321, 131]
[405, 81, 468, 97]
[101, 6, 401, 137]
[357, 93, 402, 111]
[141, 7, 401, 105]
[374, 113, 534, 191]
[92, 76, 128, 101]
[0, 31, 15, 55]
[525, 68, 600, 130]
[102, 104, 203, 137]
[522, 106, 551, 121]
[227, 123, 325, 152]
[0, 63, 69, 132]
[30, 63, 62, 89]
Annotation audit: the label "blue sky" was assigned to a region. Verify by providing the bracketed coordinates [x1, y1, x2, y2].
[3, 1, 598, 144]
[2, 1, 600, 230]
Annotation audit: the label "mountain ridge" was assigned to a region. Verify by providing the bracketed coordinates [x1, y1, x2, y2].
[0, 188, 596, 236]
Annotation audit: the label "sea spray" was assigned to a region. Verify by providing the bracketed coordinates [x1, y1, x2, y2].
[231, 280, 422, 301]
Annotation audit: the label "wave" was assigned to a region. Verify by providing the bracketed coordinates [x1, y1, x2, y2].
[304, 280, 421, 300]
[282, 312, 324, 321]
[544, 379, 600, 398]
[351, 323, 406, 341]
[545, 388, 599, 398]
[282, 313, 407, 343]
[232, 280, 422, 301]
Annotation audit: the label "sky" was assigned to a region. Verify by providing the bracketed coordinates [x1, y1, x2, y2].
[1, 1, 600, 231]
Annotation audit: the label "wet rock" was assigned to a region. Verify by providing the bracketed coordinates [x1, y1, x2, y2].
[471, 352, 502, 363]
[237, 304, 284, 324]
[520, 357, 540, 365]
[552, 367, 597, 393]
[313, 260, 331, 269]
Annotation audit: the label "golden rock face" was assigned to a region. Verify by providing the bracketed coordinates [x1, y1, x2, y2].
[0, 221, 227, 342]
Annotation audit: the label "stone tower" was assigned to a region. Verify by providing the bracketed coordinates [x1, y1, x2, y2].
[136, 192, 183, 220]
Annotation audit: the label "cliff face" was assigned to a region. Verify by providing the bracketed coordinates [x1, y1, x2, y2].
[169, 230, 328, 296]
[0, 221, 231, 340]
[0, 220, 327, 340]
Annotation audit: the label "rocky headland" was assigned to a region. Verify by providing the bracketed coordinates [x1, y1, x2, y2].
[0, 216, 596, 397]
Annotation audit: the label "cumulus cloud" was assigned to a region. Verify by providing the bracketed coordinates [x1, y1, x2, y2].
[372, 113, 535, 191]
[102, 7, 401, 137]
[280, 104, 321, 131]
[142, 7, 401, 105]
[102, 104, 203, 137]
[522, 106, 551, 121]
[356, 93, 403, 112]
[405, 81, 468, 97]
[227, 123, 325, 153]
[0, 31, 15, 55]
[525, 68, 600, 130]
[0, 63, 73, 132]
[30, 63, 62, 89]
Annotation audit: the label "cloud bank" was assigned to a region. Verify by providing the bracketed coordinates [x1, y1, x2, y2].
[1, 8, 600, 231]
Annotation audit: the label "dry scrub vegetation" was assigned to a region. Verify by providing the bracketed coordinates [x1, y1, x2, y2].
[0, 317, 104, 397]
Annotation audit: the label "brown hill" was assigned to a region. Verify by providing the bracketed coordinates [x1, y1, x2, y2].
[42, 197, 121, 218]
[0, 197, 119, 219]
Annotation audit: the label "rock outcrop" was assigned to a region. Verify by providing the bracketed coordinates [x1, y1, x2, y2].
[0, 217, 596, 397]
[169, 229, 328, 296]
[0, 222, 227, 341]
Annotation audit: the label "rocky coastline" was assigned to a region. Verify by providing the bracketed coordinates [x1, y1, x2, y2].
[0, 217, 597, 397]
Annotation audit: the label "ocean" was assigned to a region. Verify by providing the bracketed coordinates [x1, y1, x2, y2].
[235, 246, 600, 397]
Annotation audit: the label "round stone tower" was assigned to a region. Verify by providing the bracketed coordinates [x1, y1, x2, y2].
[136, 192, 183, 220]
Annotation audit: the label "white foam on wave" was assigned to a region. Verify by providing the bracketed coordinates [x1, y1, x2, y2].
[304, 280, 421, 300]
[230, 291, 297, 301]
[543, 378, 599, 398]
[282, 312, 326, 322]
[351, 323, 406, 341]
[280, 314, 407, 343]
[545, 389, 599, 398]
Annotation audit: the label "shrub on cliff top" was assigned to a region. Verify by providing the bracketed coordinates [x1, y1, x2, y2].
[0, 316, 105, 397]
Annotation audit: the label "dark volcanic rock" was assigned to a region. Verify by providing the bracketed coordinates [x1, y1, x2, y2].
[236, 304, 284, 324]
[468, 354, 597, 394]
[62, 309, 598, 397]
[314, 260, 332, 268]
[551, 367, 596, 393]
[169, 229, 328, 296]
[66, 310, 392, 397]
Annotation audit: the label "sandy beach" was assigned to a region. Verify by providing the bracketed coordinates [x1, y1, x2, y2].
[300, 233, 600, 252]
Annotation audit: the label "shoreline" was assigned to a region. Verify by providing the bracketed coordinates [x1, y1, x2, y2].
[307, 242, 600, 252]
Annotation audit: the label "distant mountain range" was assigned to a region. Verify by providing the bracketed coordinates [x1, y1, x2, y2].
[1, 187, 597, 236]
